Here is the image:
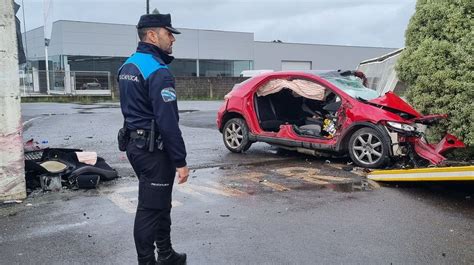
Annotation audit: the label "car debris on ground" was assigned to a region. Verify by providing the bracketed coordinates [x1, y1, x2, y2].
[24, 139, 117, 193]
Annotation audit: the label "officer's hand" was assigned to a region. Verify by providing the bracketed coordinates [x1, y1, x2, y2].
[176, 166, 189, 184]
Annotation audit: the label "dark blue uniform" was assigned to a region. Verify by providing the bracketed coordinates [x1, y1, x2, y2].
[119, 42, 187, 264]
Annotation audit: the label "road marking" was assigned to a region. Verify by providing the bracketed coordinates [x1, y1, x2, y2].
[175, 185, 207, 199]
[184, 183, 234, 197]
[22, 116, 42, 126]
[113, 186, 138, 193]
[105, 193, 183, 214]
[172, 200, 183, 207]
[104, 192, 136, 214]
[203, 180, 247, 196]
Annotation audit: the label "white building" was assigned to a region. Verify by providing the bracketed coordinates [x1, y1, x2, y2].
[22, 20, 396, 94]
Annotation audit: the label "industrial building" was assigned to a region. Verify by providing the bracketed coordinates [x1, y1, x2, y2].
[22, 20, 396, 95]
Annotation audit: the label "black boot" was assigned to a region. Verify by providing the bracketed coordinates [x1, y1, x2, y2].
[157, 248, 186, 265]
[156, 237, 186, 265]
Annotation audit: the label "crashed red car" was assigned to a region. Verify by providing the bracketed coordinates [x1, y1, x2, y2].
[217, 70, 465, 168]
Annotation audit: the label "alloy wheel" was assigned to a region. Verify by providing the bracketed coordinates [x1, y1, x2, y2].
[351, 132, 383, 165]
[224, 122, 244, 149]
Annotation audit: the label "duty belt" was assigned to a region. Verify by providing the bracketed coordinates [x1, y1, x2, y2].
[129, 129, 150, 139]
[129, 129, 164, 151]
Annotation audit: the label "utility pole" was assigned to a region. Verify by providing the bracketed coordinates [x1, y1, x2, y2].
[146, 0, 149, 14]
[0, 0, 27, 201]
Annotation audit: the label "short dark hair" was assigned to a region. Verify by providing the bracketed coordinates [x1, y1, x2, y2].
[137, 27, 158, 41]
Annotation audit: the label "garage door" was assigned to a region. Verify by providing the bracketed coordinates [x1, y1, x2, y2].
[281, 61, 312, 71]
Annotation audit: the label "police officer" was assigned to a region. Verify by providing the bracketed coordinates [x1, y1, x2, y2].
[118, 13, 189, 265]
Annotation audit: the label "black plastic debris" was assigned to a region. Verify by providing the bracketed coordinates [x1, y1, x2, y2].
[24, 140, 117, 192]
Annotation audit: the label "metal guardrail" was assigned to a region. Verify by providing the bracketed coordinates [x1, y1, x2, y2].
[19, 70, 112, 96]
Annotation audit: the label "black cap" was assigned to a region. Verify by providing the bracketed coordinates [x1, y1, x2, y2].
[137, 14, 181, 34]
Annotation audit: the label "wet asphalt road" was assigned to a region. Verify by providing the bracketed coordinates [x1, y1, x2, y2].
[0, 101, 473, 265]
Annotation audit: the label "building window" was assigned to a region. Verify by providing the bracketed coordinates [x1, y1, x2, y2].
[199, 60, 253, 77]
[68, 56, 127, 73]
[169, 59, 197, 77]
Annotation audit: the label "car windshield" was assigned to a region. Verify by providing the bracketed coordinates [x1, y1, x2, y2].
[318, 72, 380, 101]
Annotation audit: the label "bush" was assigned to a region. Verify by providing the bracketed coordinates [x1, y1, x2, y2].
[396, 0, 474, 146]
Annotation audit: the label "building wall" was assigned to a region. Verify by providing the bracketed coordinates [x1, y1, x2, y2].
[253, 41, 396, 71]
[23, 20, 397, 76]
[61, 21, 138, 57]
[173, 28, 254, 61]
[25, 21, 255, 60]
[175, 77, 248, 99]
[23, 24, 64, 59]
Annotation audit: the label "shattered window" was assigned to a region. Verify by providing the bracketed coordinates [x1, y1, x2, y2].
[320, 74, 379, 101]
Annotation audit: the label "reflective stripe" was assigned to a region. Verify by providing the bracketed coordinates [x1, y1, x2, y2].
[368, 166, 474, 182]
[119, 52, 168, 79]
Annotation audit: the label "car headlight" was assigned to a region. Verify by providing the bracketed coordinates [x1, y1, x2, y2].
[387, 121, 416, 132]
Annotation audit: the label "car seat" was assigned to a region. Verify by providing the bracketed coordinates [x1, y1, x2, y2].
[255, 96, 285, 132]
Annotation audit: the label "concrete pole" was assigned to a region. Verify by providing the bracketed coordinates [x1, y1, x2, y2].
[0, 0, 27, 201]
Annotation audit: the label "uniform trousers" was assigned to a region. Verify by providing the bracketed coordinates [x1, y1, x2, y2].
[126, 139, 176, 263]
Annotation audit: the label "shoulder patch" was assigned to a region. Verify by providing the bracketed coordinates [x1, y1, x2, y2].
[121, 53, 168, 80]
[161, 87, 177, 102]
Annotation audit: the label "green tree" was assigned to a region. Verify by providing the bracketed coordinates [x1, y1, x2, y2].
[396, 0, 474, 146]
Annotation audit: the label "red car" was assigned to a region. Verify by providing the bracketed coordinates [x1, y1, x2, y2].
[217, 70, 465, 168]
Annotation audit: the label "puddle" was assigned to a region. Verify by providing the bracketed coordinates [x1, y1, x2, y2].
[215, 162, 371, 195]
[74, 104, 119, 110]
[179, 109, 198, 114]
[184, 160, 374, 200]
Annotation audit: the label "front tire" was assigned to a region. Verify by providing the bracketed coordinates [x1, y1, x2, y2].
[223, 118, 252, 153]
[348, 127, 390, 168]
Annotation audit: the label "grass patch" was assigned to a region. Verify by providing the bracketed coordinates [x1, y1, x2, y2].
[21, 95, 115, 104]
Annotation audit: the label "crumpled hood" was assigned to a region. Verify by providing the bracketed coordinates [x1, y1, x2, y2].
[369, 92, 421, 118]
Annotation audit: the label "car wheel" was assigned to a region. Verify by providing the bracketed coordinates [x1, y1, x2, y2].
[223, 118, 252, 153]
[348, 127, 389, 168]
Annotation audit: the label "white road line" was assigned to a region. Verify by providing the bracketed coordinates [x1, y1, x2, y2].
[22, 116, 42, 126]
[184, 183, 233, 197]
[172, 200, 183, 207]
[175, 185, 207, 198]
[203, 180, 247, 196]
[105, 193, 136, 214]
[113, 186, 138, 193]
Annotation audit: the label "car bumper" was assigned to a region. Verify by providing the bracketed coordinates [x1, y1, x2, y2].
[413, 133, 465, 165]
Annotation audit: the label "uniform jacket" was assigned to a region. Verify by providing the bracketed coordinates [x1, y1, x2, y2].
[118, 42, 186, 168]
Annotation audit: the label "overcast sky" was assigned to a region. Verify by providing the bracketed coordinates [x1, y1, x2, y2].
[17, 0, 416, 48]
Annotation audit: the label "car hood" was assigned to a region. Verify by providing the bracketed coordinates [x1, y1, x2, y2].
[368, 92, 421, 118]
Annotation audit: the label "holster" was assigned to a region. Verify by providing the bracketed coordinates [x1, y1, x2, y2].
[117, 123, 129, 152]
